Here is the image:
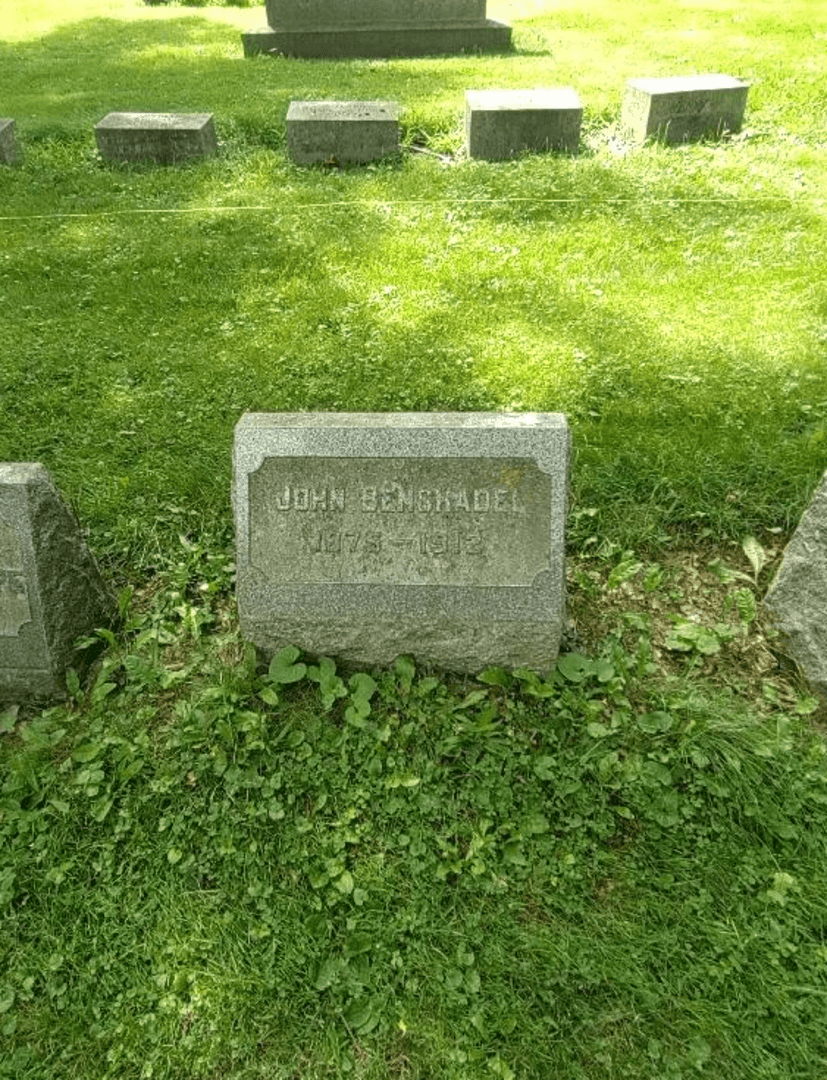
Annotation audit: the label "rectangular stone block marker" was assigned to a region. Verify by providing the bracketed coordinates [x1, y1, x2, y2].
[465, 89, 582, 160]
[287, 101, 400, 165]
[1, 464, 113, 706]
[0, 119, 18, 165]
[243, 0, 511, 58]
[621, 75, 749, 144]
[95, 113, 217, 164]
[233, 413, 570, 674]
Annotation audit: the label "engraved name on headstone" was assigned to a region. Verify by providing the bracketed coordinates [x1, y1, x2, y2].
[249, 456, 551, 586]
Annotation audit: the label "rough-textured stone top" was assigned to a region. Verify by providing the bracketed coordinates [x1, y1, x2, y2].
[266, 0, 487, 29]
[95, 112, 214, 131]
[465, 89, 582, 112]
[287, 101, 400, 123]
[236, 410, 566, 440]
[626, 74, 749, 94]
[0, 463, 42, 485]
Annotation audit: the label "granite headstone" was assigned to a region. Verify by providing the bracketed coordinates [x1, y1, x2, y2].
[764, 471, 827, 705]
[465, 89, 583, 160]
[621, 74, 749, 145]
[286, 101, 400, 164]
[0, 464, 113, 706]
[233, 412, 569, 674]
[95, 112, 217, 164]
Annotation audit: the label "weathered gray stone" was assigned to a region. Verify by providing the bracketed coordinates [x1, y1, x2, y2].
[764, 473, 827, 704]
[0, 118, 18, 165]
[233, 413, 569, 674]
[287, 101, 400, 165]
[0, 464, 114, 706]
[465, 89, 582, 160]
[621, 74, 749, 145]
[243, 0, 510, 58]
[95, 112, 217, 164]
[266, 0, 487, 27]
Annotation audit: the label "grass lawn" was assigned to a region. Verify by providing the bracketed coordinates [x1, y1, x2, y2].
[2, 1, 827, 1077]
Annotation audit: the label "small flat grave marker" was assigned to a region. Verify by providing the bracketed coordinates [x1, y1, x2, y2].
[1, 464, 113, 707]
[465, 88, 582, 160]
[233, 412, 570, 674]
[621, 74, 749, 144]
[0, 118, 18, 165]
[287, 101, 400, 165]
[95, 112, 217, 164]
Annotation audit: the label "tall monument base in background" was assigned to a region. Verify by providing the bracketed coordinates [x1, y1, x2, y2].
[242, 0, 511, 58]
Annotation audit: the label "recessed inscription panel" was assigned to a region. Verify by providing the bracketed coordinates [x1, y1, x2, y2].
[249, 457, 552, 586]
[0, 517, 31, 637]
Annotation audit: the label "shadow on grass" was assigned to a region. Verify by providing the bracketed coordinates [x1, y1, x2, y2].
[2, 12, 826, 553]
[1, 17, 247, 133]
[1, 14, 575, 143]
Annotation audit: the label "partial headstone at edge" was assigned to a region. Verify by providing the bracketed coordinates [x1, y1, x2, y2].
[0, 118, 19, 165]
[1, 464, 114, 706]
[232, 412, 569, 675]
[763, 471, 827, 705]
